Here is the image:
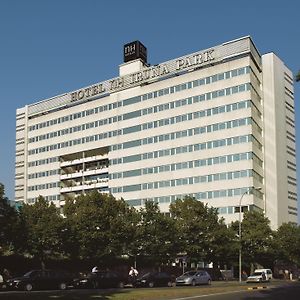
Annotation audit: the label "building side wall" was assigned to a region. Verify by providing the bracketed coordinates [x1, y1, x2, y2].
[262, 53, 298, 228]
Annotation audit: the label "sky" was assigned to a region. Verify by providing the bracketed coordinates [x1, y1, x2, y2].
[0, 0, 299, 220]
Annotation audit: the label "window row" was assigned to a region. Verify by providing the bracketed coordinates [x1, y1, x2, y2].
[28, 81, 253, 144]
[125, 185, 263, 207]
[28, 182, 60, 191]
[112, 169, 262, 193]
[28, 169, 60, 179]
[28, 157, 59, 168]
[111, 134, 261, 165]
[28, 114, 253, 156]
[117, 117, 253, 151]
[27, 194, 61, 204]
[111, 151, 256, 179]
[29, 66, 251, 132]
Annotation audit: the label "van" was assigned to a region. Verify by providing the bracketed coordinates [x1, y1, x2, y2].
[254, 269, 272, 281]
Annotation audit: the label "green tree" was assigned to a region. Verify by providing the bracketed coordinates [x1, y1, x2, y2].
[209, 220, 238, 268]
[273, 222, 300, 265]
[237, 210, 273, 269]
[170, 196, 226, 265]
[0, 183, 21, 254]
[20, 195, 65, 264]
[63, 191, 138, 261]
[133, 201, 177, 267]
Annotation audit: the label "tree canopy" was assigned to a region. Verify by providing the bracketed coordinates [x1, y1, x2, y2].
[132, 201, 177, 266]
[1, 182, 299, 273]
[0, 184, 21, 255]
[238, 210, 273, 269]
[273, 222, 300, 265]
[63, 191, 138, 260]
[19, 196, 65, 260]
[169, 196, 235, 266]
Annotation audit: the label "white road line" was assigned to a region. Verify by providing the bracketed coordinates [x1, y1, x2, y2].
[169, 289, 248, 300]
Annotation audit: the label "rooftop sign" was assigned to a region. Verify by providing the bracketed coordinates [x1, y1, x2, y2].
[28, 36, 258, 116]
[124, 40, 147, 63]
[70, 48, 214, 102]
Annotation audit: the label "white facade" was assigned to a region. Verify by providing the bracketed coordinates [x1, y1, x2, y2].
[15, 36, 298, 228]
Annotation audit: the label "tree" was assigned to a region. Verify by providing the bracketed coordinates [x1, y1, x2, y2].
[0, 183, 21, 254]
[63, 191, 139, 261]
[237, 210, 274, 270]
[20, 195, 65, 264]
[132, 201, 177, 267]
[170, 196, 229, 265]
[208, 220, 238, 268]
[273, 222, 300, 265]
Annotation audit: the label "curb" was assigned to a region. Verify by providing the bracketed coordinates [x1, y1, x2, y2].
[248, 286, 268, 290]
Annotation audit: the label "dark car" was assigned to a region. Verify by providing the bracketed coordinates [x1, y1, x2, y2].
[6, 269, 74, 291]
[135, 272, 174, 288]
[74, 271, 125, 289]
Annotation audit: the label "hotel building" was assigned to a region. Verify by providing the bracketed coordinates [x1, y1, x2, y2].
[15, 36, 297, 228]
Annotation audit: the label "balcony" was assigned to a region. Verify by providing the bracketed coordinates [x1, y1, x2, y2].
[60, 178, 109, 193]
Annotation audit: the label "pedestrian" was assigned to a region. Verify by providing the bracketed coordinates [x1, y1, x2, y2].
[289, 271, 293, 281]
[242, 270, 248, 281]
[284, 269, 289, 280]
[2, 269, 11, 281]
[128, 266, 138, 285]
[261, 271, 266, 281]
[92, 266, 98, 273]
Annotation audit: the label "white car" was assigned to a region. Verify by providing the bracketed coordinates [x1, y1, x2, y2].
[254, 269, 272, 280]
[246, 270, 270, 283]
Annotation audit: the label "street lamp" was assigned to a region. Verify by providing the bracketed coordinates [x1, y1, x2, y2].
[238, 186, 262, 283]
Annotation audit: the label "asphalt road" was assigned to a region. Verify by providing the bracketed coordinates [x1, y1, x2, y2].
[0, 281, 299, 300]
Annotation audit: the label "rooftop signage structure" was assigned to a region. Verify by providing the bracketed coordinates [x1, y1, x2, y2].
[124, 40, 147, 64]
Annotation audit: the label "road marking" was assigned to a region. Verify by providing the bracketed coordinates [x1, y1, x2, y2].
[169, 289, 249, 300]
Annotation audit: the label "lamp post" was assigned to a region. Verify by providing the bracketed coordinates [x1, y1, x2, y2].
[238, 186, 262, 283]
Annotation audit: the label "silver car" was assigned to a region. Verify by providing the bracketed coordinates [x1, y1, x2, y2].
[176, 271, 212, 286]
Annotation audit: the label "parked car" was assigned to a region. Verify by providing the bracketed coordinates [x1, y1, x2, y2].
[246, 270, 270, 283]
[6, 269, 74, 291]
[74, 271, 125, 289]
[0, 274, 6, 291]
[254, 269, 272, 281]
[176, 270, 212, 286]
[135, 272, 174, 288]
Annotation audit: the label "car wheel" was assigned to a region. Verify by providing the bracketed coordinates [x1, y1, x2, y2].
[24, 283, 33, 291]
[148, 281, 154, 288]
[191, 280, 196, 286]
[207, 279, 211, 285]
[118, 281, 125, 288]
[59, 282, 67, 290]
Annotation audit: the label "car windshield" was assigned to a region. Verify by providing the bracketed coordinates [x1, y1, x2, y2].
[140, 272, 151, 279]
[23, 270, 38, 277]
[183, 271, 197, 276]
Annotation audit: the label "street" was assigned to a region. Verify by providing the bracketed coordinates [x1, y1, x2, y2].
[0, 281, 299, 300]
